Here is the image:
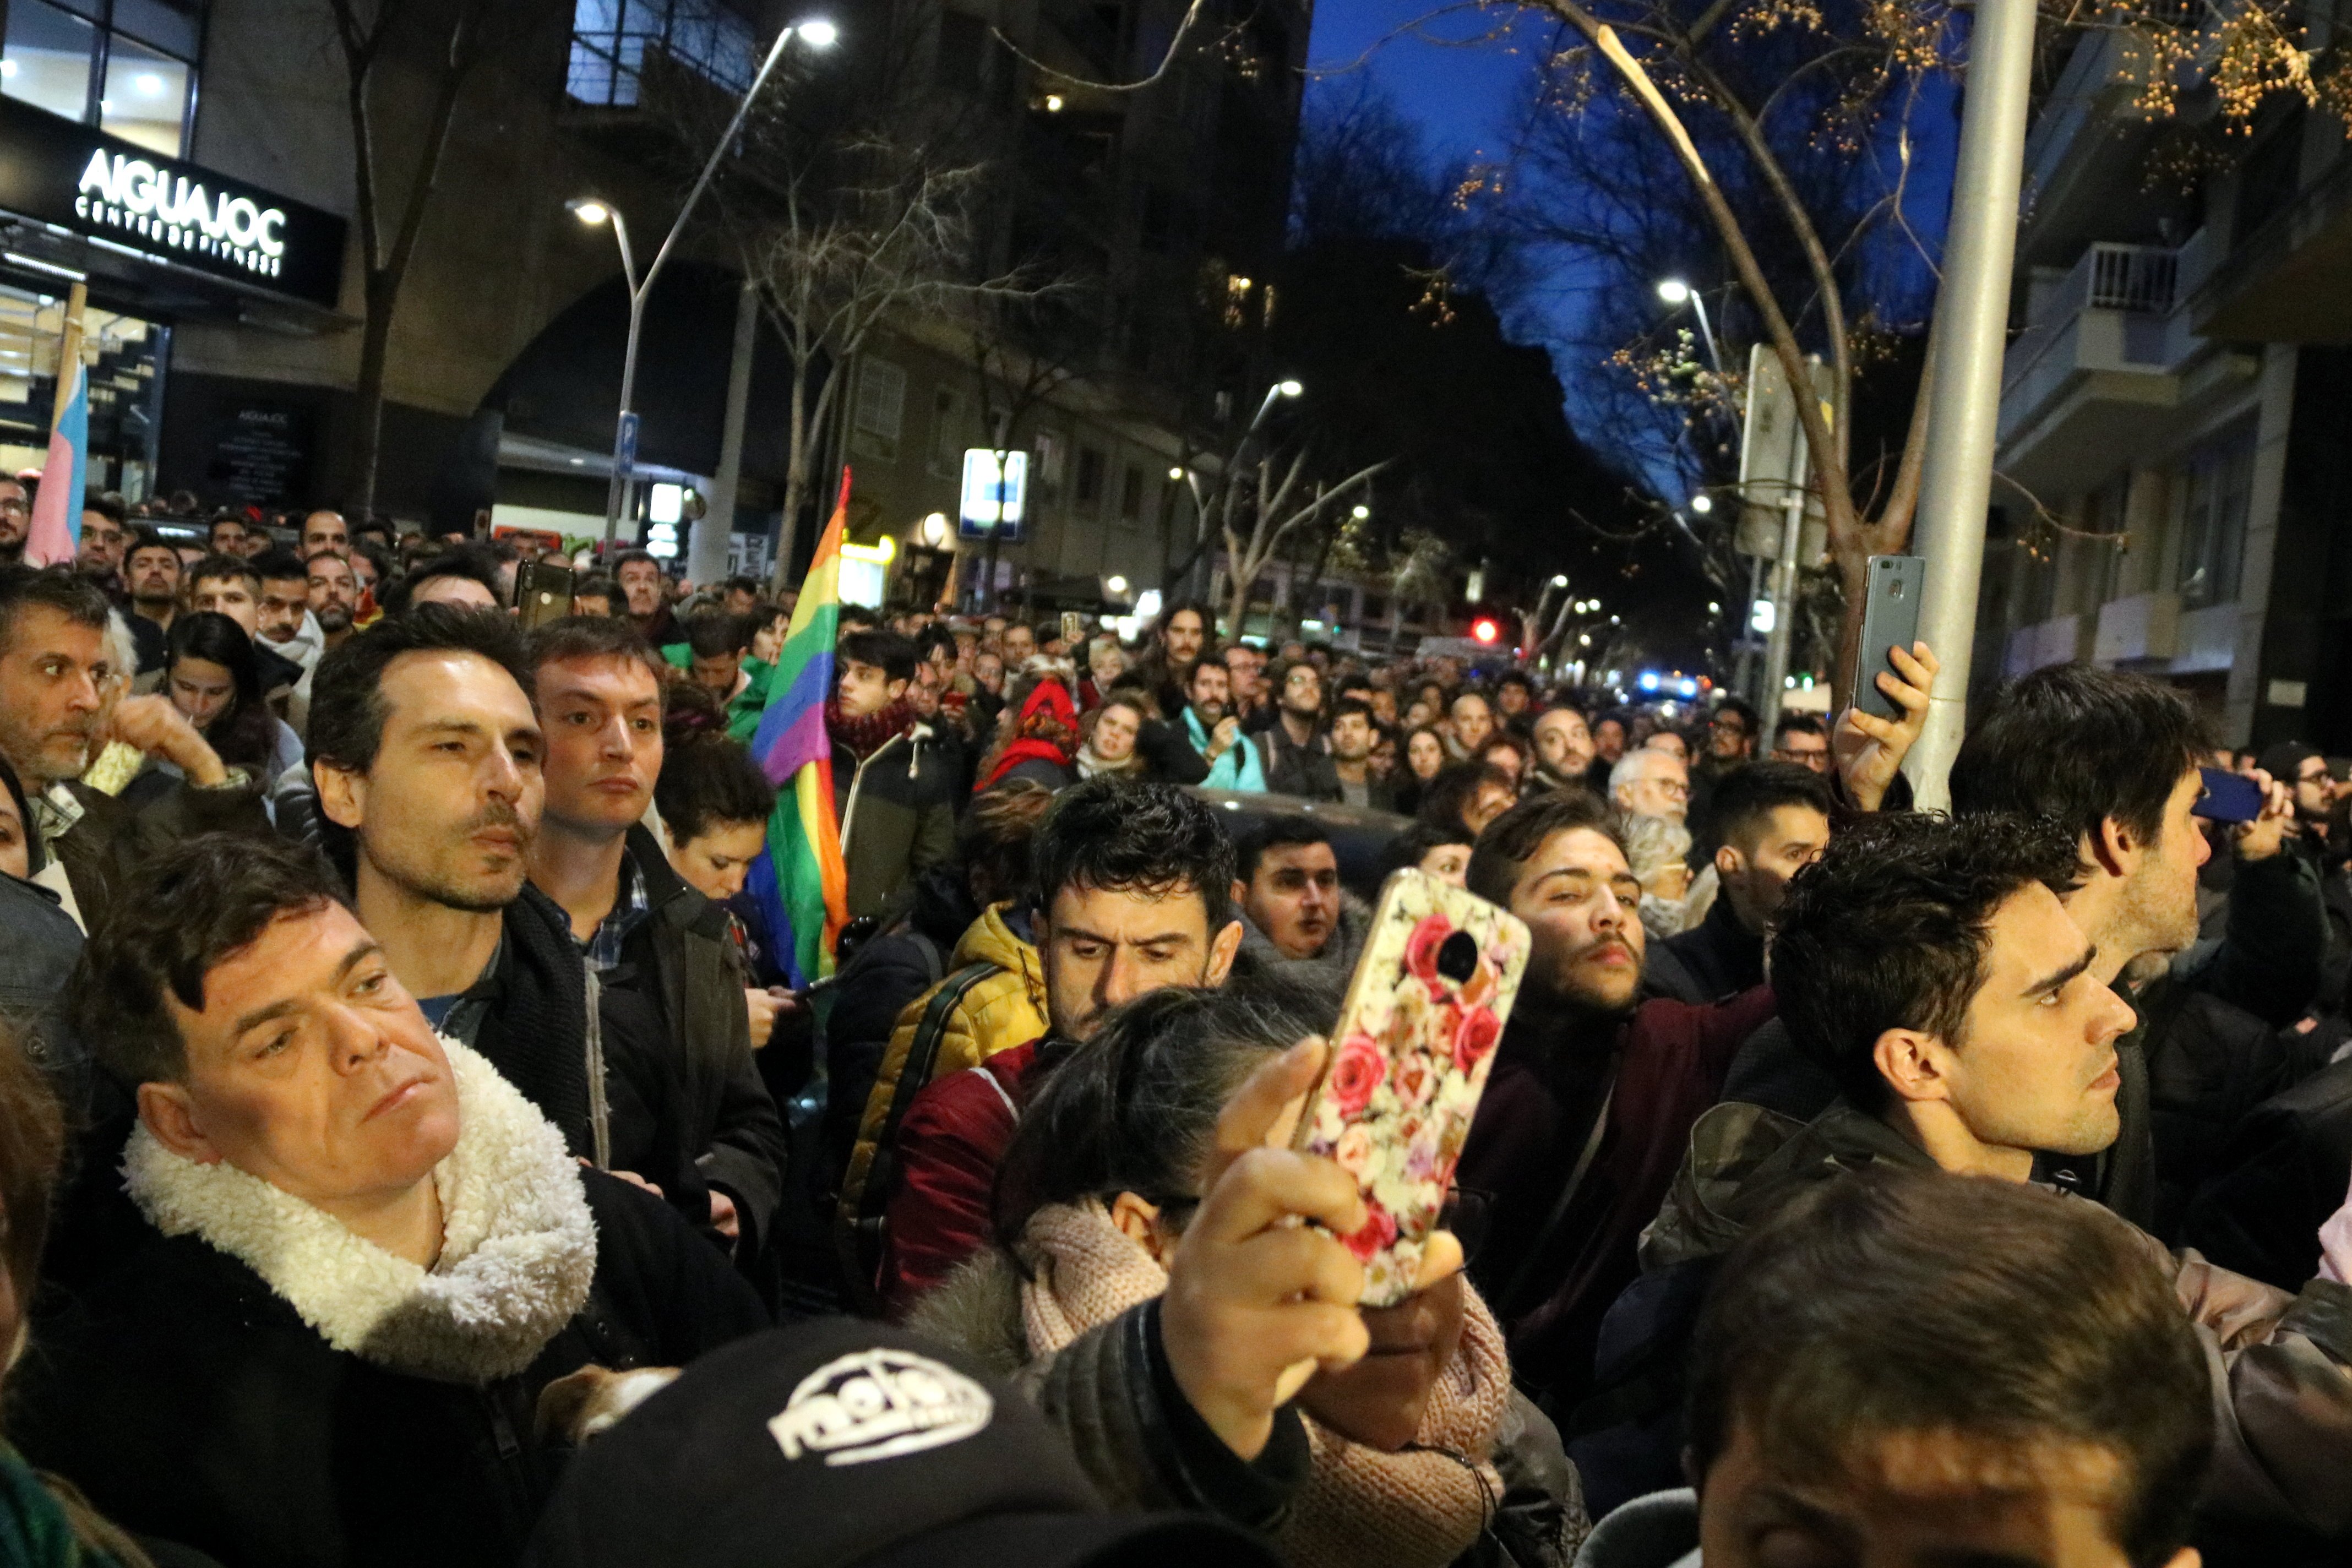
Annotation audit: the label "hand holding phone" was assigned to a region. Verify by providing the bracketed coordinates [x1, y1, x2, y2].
[1293, 869, 1530, 1307]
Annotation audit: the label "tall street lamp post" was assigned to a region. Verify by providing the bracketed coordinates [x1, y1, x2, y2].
[569, 16, 838, 555]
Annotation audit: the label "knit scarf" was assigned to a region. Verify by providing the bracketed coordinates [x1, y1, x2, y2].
[1017, 1200, 1509, 1568]
[826, 695, 912, 763]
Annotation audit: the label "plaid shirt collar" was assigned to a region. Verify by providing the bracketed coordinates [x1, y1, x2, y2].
[581, 849, 651, 973]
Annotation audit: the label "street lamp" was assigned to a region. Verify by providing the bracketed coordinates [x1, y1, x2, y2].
[1350, 503, 1370, 520]
[1656, 276, 1724, 373]
[572, 16, 837, 551]
[1689, 492, 1714, 514]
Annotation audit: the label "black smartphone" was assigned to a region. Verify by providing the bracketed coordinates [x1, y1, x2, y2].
[1845, 555, 1925, 722]
[515, 559, 577, 629]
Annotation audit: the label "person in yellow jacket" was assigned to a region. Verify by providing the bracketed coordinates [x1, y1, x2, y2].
[834, 781, 1244, 1312]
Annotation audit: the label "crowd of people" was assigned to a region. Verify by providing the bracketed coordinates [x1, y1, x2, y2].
[0, 493, 2349, 1568]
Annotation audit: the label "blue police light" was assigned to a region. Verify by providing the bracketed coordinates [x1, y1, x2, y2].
[1637, 672, 1660, 693]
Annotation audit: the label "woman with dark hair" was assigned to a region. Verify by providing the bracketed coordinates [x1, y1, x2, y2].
[127, 613, 300, 810]
[1392, 725, 1447, 817]
[911, 983, 1580, 1568]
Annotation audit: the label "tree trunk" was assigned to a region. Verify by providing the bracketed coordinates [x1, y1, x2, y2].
[347, 272, 396, 514]
[769, 362, 814, 596]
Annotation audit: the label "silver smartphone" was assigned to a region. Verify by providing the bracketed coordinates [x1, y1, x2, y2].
[1847, 555, 1924, 722]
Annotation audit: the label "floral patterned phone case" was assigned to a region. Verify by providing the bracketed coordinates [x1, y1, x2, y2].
[1294, 868, 1531, 1308]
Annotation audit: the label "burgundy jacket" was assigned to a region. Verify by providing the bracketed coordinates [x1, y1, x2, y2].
[1458, 986, 1777, 1409]
[879, 1039, 1041, 1320]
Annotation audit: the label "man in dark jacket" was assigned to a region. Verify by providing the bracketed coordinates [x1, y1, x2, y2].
[16, 835, 772, 1568]
[311, 606, 656, 1180]
[1646, 763, 1830, 1005]
[830, 629, 955, 921]
[1947, 662, 2323, 1233]
[1257, 658, 1340, 801]
[522, 616, 787, 1259]
[1455, 791, 1777, 1413]
[0, 566, 269, 934]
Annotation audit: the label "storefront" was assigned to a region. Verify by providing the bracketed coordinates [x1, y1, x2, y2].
[0, 90, 343, 503]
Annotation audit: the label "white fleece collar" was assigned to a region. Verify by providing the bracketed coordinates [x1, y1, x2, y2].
[122, 1038, 598, 1386]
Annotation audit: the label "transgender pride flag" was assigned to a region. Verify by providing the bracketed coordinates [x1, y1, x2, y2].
[746, 471, 852, 986]
[23, 358, 86, 568]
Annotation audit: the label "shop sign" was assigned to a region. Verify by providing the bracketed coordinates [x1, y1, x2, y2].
[0, 95, 345, 308]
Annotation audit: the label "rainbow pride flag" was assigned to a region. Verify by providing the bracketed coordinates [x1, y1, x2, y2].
[747, 472, 852, 986]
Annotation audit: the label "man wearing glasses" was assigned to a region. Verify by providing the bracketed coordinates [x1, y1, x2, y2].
[1769, 711, 1832, 773]
[0, 479, 27, 569]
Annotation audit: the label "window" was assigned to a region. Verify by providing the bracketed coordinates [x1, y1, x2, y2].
[1118, 465, 1144, 524]
[928, 386, 962, 473]
[3, 0, 199, 156]
[1075, 445, 1106, 505]
[568, 0, 756, 108]
[852, 358, 906, 459]
[2178, 423, 2255, 609]
[1032, 429, 1066, 492]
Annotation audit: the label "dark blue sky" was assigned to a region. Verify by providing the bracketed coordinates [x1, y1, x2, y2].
[1299, 3, 1961, 496]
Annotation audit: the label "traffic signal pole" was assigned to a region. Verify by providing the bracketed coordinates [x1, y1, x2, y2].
[1901, 0, 2039, 809]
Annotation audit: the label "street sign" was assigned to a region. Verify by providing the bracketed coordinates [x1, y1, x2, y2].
[1735, 344, 1831, 564]
[958, 448, 1028, 542]
[614, 411, 640, 486]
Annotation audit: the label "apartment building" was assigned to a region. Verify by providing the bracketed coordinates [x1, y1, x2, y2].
[0, 0, 1310, 602]
[1984, 22, 2352, 747]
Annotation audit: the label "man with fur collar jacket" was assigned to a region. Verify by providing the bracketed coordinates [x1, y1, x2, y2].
[13, 836, 772, 1568]
[829, 629, 955, 922]
[23, 836, 1446, 1560]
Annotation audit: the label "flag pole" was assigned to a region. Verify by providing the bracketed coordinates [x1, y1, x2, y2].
[51, 282, 85, 431]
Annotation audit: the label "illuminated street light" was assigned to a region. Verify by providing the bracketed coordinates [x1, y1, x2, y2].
[1656, 278, 1691, 304]
[1690, 493, 1714, 514]
[568, 16, 839, 552]
[1351, 504, 1370, 520]
[1655, 277, 1723, 372]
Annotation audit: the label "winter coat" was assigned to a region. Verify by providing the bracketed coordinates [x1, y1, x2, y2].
[2184, 1055, 2352, 1291]
[14, 1043, 771, 1568]
[0, 869, 85, 1123]
[1457, 987, 1778, 1414]
[1182, 708, 1267, 792]
[1645, 898, 1762, 1008]
[881, 1039, 1043, 1318]
[605, 826, 788, 1255]
[832, 723, 957, 921]
[910, 1245, 1586, 1565]
[1135, 717, 1212, 786]
[1588, 1097, 2352, 1545]
[1259, 721, 1342, 801]
[440, 884, 602, 1163]
[820, 865, 981, 1184]
[834, 902, 1049, 1304]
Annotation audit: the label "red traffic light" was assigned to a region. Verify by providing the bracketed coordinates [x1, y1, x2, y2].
[1471, 617, 1500, 644]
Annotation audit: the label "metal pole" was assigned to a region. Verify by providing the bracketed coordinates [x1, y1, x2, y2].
[1689, 292, 1724, 373]
[693, 274, 760, 586]
[1901, 0, 2039, 810]
[1734, 553, 1766, 703]
[1758, 491, 1803, 733]
[600, 212, 641, 551]
[596, 20, 811, 553]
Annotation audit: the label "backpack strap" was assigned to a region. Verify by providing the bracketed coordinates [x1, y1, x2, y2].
[839, 961, 999, 1311]
[1495, 1058, 1620, 1322]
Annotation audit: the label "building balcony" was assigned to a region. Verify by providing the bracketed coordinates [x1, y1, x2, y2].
[1997, 235, 2256, 496]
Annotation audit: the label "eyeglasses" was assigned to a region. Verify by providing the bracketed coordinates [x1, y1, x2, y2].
[0, 499, 26, 515]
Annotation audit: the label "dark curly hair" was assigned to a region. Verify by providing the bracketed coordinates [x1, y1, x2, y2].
[1027, 777, 1235, 932]
[1768, 811, 2084, 1112]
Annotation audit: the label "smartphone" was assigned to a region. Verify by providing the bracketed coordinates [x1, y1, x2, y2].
[1845, 554, 1925, 722]
[1294, 868, 1531, 1307]
[2196, 766, 2264, 824]
[515, 559, 577, 629]
[1060, 611, 1083, 648]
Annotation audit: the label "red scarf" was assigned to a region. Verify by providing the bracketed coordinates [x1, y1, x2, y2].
[978, 679, 1079, 792]
[826, 695, 912, 763]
